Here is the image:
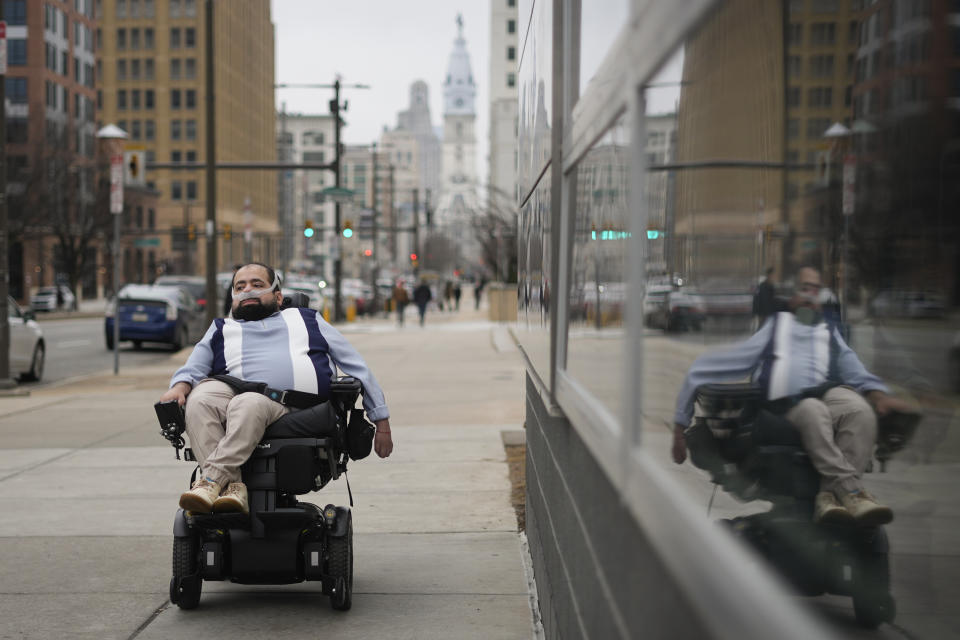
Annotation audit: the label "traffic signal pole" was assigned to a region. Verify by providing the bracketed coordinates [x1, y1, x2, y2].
[0, 3, 15, 390]
[332, 79, 344, 322]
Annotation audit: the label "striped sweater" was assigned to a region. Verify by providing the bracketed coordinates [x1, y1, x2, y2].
[169, 307, 389, 421]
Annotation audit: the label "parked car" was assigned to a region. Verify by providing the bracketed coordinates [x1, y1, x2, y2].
[154, 275, 210, 310]
[30, 285, 76, 312]
[869, 289, 947, 319]
[105, 284, 206, 350]
[645, 285, 706, 332]
[7, 297, 44, 381]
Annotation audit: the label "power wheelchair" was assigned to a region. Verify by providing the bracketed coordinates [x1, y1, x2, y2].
[684, 383, 919, 629]
[155, 293, 374, 611]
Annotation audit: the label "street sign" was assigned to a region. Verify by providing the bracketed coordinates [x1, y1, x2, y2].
[110, 154, 124, 214]
[0, 22, 8, 75]
[134, 238, 160, 247]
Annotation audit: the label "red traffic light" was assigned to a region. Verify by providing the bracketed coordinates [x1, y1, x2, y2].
[409, 253, 418, 261]
[364, 249, 372, 257]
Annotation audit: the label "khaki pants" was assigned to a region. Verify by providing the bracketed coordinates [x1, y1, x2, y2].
[785, 386, 877, 494]
[184, 379, 290, 487]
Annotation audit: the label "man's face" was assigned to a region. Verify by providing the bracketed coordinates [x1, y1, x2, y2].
[789, 267, 823, 312]
[231, 265, 282, 319]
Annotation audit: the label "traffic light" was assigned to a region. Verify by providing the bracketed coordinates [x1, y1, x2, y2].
[410, 253, 418, 262]
[187, 223, 196, 241]
[223, 224, 232, 241]
[363, 248, 372, 257]
[342, 220, 353, 238]
[128, 154, 140, 180]
[304, 220, 314, 238]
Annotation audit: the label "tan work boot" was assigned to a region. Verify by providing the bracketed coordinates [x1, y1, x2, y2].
[839, 490, 893, 526]
[212, 482, 249, 515]
[813, 491, 854, 525]
[179, 478, 221, 513]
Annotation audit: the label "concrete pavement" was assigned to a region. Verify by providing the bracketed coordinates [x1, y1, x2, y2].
[0, 299, 534, 639]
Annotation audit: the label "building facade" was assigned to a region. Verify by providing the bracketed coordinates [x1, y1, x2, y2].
[489, 0, 520, 210]
[97, 0, 278, 280]
[518, 0, 958, 637]
[379, 80, 441, 271]
[5, 0, 100, 300]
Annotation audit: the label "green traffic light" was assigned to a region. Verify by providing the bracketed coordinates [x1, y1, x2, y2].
[304, 228, 314, 238]
[342, 228, 353, 238]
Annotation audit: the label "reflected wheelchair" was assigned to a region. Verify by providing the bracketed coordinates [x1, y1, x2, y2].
[155, 293, 374, 611]
[684, 383, 920, 629]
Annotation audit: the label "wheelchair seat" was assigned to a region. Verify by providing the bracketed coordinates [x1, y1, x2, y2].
[262, 402, 339, 439]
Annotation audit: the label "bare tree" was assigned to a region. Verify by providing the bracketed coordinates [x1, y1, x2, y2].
[8, 126, 111, 297]
[469, 183, 518, 283]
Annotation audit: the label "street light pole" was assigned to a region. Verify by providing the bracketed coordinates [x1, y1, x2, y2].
[370, 143, 379, 314]
[203, 0, 218, 327]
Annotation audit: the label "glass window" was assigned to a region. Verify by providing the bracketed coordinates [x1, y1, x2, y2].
[171, 89, 181, 109]
[117, 89, 127, 110]
[4, 1, 27, 25]
[144, 28, 154, 49]
[131, 119, 141, 140]
[145, 89, 154, 109]
[170, 28, 180, 49]
[185, 89, 196, 109]
[170, 58, 181, 79]
[185, 119, 196, 140]
[130, 27, 140, 50]
[130, 59, 140, 80]
[185, 28, 195, 48]
[171, 180, 182, 200]
[169, 0, 180, 18]
[7, 39, 26, 66]
[507, 46, 516, 61]
[116, 28, 126, 50]
[171, 119, 181, 140]
[145, 120, 155, 141]
[131, 89, 141, 109]
[185, 58, 196, 79]
[145, 59, 155, 80]
[5, 77, 27, 103]
[564, 113, 631, 417]
[171, 150, 182, 163]
[186, 181, 197, 200]
[580, 0, 629, 97]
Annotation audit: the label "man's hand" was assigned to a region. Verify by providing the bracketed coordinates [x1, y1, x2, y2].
[671, 423, 687, 465]
[159, 381, 192, 407]
[374, 419, 393, 458]
[867, 391, 913, 417]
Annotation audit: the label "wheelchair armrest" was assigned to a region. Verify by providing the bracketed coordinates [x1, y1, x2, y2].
[330, 376, 362, 410]
[875, 409, 922, 462]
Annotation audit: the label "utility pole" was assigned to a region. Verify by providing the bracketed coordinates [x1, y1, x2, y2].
[388, 165, 396, 265]
[412, 188, 419, 276]
[203, 0, 217, 326]
[0, 3, 15, 390]
[370, 143, 380, 314]
[331, 78, 344, 321]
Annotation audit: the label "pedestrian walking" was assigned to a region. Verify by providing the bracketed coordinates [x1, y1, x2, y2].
[393, 281, 410, 327]
[453, 282, 462, 311]
[444, 281, 454, 312]
[413, 280, 432, 327]
[474, 278, 487, 310]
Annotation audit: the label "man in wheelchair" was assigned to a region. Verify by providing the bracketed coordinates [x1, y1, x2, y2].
[158, 262, 393, 516]
[671, 266, 911, 526]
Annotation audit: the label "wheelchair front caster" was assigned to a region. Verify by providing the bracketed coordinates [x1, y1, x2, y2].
[327, 512, 353, 611]
[171, 535, 203, 609]
[853, 590, 895, 629]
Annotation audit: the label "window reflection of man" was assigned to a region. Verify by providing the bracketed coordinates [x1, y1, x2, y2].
[672, 267, 912, 525]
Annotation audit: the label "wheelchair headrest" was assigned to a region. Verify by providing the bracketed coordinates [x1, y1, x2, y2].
[282, 292, 311, 309]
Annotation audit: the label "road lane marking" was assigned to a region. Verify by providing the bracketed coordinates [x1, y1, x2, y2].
[54, 339, 93, 348]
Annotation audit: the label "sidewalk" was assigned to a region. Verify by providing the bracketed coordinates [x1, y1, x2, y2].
[0, 296, 533, 639]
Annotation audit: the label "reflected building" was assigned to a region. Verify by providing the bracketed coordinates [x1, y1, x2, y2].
[673, 0, 786, 289]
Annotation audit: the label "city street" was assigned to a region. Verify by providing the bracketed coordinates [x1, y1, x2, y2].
[29, 317, 182, 387]
[0, 303, 533, 639]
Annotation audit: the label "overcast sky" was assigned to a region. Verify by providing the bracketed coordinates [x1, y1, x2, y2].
[271, 0, 491, 182]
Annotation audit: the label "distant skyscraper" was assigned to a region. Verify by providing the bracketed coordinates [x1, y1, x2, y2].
[437, 14, 480, 262]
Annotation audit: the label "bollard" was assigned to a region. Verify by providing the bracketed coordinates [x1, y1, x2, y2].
[346, 298, 356, 323]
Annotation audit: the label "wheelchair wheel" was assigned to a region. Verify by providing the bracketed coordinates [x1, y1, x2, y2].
[327, 512, 353, 611]
[853, 538, 894, 629]
[170, 534, 203, 610]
